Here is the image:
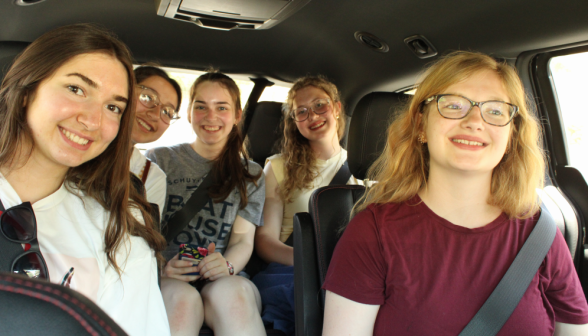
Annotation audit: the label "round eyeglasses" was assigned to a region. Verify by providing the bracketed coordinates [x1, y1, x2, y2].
[292, 98, 332, 122]
[137, 85, 180, 125]
[424, 94, 518, 127]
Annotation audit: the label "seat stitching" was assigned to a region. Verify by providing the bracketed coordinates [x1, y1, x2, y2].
[0, 276, 118, 336]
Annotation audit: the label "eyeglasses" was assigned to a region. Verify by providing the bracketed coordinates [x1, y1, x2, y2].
[292, 98, 332, 122]
[137, 85, 180, 125]
[0, 201, 49, 280]
[424, 94, 518, 127]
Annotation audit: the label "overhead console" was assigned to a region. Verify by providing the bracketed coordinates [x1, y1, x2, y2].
[156, 0, 311, 31]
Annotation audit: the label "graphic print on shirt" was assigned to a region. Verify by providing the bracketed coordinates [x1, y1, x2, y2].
[163, 174, 236, 253]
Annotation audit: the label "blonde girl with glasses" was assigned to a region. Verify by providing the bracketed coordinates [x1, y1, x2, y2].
[322, 51, 588, 335]
[146, 71, 265, 336]
[0, 24, 168, 335]
[252, 76, 360, 335]
[129, 65, 182, 218]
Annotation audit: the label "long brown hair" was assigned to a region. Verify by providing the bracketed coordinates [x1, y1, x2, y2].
[188, 72, 261, 208]
[0, 23, 167, 272]
[354, 51, 545, 218]
[280, 76, 346, 202]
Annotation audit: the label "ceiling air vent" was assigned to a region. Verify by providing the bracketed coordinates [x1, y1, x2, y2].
[156, 0, 311, 31]
[404, 35, 437, 59]
[354, 32, 389, 53]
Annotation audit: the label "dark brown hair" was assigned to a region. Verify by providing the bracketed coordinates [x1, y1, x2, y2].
[280, 75, 346, 202]
[188, 72, 261, 208]
[0, 23, 167, 272]
[134, 64, 182, 110]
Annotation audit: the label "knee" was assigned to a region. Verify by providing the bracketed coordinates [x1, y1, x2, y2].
[161, 278, 202, 311]
[202, 277, 257, 314]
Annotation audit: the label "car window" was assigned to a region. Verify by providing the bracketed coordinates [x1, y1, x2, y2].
[549, 53, 588, 180]
[137, 66, 291, 152]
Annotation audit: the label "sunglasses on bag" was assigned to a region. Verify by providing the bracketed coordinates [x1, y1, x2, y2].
[0, 200, 49, 280]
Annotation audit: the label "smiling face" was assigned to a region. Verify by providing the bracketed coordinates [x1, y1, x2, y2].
[25, 52, 128, 175]
[423, 70, 512, 175]
[292, 85, 341, 144]
[131, 75, 178, 144]
[189, 81, 241, 155]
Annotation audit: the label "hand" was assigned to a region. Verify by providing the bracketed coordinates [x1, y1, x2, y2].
[198, 242, 231, 281]
[162, 253, 201, 282]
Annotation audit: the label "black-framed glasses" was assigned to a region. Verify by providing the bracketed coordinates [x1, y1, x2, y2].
[0, 201, 49, 280]
[292, 98, 332, 122]
[424, 94, 518, 127]
[137, 85, 180, 125]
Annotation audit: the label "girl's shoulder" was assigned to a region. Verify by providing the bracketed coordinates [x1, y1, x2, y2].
[243, 158, 263, 176]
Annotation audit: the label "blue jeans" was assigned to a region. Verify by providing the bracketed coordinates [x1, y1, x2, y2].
[252, 263, 294, 336]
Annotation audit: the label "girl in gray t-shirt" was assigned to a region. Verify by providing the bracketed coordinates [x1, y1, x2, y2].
[147, 72, 266, 336]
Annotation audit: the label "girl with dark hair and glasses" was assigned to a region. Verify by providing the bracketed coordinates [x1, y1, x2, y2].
[322, 51, 588, 335]
[129, 65, 182, 218]
[147, 71, 265, 336]
[0, 24, 169, 335]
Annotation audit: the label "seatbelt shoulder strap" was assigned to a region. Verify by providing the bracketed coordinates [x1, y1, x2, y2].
[458, 204, 557, 336]
[329, 160, 352, 186]
[163, 172, 214, 243]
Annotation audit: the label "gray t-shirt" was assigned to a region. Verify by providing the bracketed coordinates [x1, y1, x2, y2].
[146, 143, 265, 260]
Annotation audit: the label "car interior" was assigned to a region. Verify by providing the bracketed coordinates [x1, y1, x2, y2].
[1, 0, 588, 335]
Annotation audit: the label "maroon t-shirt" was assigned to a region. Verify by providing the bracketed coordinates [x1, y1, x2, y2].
[323, 196, 588, 335]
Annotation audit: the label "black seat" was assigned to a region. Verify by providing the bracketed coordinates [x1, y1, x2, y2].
[293, 92, 409, 336]
[0, 41, 29, 84]
[0, 272, 127, 336]
[244, 101, 284, 167]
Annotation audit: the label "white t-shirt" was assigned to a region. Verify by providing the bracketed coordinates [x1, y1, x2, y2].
[0, 173, 170, 336]
[268, 149, 360, 242]
[130, 146, 166, 218]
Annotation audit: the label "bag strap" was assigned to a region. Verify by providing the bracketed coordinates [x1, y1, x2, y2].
[458, 203, 557, 336]
[141, 159, 152, 184]
[163, 172, 214, 243]
[329, 160, 351, 186]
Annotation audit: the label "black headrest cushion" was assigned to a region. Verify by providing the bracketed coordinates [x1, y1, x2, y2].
[347, 92, 410, 180]
[245, 101, 284, 167]
[0, 41, 30, 84]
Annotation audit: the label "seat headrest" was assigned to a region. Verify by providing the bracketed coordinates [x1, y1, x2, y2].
[245, 101, 284, 167]
[0, 42, 30, 84]
[347, 92, 410, 180]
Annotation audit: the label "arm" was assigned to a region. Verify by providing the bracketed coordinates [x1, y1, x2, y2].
[254, 161, 294, 266]
[322, 290, 380, 336]
[555, 322, 588, 335]
[198, 215, 256, 280]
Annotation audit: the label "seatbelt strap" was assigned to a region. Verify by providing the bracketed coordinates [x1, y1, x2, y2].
[458, 203, 557, 336]
[241, 77, 274, 136]
[163, 173, 214, 243]
[329, 161, 352, 186]
[283, 161, 351, 246]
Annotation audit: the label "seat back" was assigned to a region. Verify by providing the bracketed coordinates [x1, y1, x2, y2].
[0, 273, 127, 336]
[0, 41, 29, 84]
[244, 101, 284, 167]
[293, 92, 408, 336]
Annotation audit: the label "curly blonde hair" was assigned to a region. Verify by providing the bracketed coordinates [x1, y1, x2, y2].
[354, 51, 545, 218]
[279, 76, 346, 202]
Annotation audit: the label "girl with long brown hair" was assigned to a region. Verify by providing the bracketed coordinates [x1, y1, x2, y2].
[322, 51, 588, 335]
[0, 24, 168, 335]
[253, 76, 358, 335]
[147, 71, 265, 336]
